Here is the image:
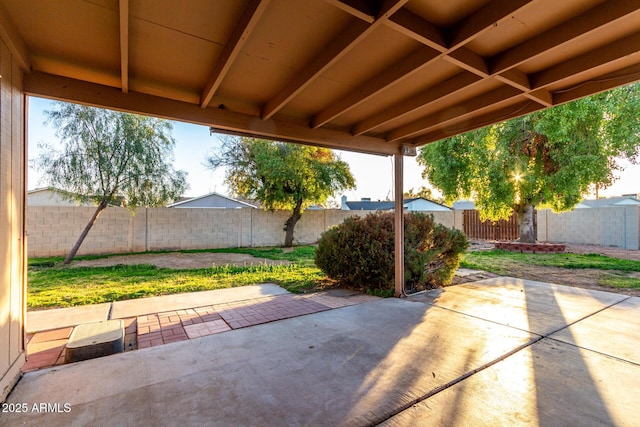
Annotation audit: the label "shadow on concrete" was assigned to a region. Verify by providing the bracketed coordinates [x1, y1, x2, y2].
[4, 295, 535, 426]
[380, 278, 634, 426]
[525, 285, 615, 426]
[5, 279, 638, 426]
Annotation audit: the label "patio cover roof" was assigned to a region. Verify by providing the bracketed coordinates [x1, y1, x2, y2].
[3, 0, 640, 156]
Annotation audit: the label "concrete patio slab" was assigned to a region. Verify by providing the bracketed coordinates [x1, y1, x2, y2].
[6, 278, 639, 426]
[550, 296, 638, 364]
[4, 299, 535, 426]
[380, 339, 640, 427]
[411, 277, 627, 336]
[110, 283, 289, 319]
[26, 303, 111, 333]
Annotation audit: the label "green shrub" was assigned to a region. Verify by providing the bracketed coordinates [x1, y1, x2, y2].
[315, 212, 468, 294]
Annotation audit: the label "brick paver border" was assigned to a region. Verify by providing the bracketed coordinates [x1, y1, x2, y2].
[23, 290, 380, 371]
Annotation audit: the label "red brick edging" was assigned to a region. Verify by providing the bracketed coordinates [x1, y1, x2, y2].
[494, 242, 566, 254]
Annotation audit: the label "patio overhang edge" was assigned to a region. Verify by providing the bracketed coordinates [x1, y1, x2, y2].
[23, 71, 404, 157]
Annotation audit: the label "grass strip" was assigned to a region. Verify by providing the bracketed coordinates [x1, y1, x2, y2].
[461, 250, 640, 272]
[461, 249, 640, 290]
[28, 246, 321, 310]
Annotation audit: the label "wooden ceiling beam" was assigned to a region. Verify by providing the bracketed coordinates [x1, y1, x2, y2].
[0, 2, 31, 71]
[448, 0, 534, 50]
[24, 71, 399, 156]
[553, 64, 640, 105]
[531, 32, 640, 90]
[384, 30, 640, 142]
[362, 0, 638, 141]
[495, 68, 555, 107]
[323, 0, 375, 23]
[200, 0, 270, 108]
[490, 0, 640, 75]
[261, 19, 370, 120]
[261, 0, 409, 120]
[493, 66, 553, 106]
[444, 47, 489, 76]
[352, 72, 482, 136]
[385, 8, 446, 51]
[385, 4, 543, 108]
[386, 86, 523, 142]
[495, 69, 529, 92]
[119, 0, 129, 93]
[525, 89, 553, 107]
[411, 101, 544, 146]
[311, 45, 439, 129]
[377, 0, 408, 19]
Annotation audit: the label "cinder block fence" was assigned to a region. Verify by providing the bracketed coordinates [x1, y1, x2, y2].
[538, 206, 640, 250]
[26, 205, 639, 258]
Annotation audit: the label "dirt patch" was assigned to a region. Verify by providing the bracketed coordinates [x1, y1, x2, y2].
[485, 264, 640, 297]
[468, 240, 640, 297]
[71, 252, 290, 269]
[564, 244, 640, 261]
[70, 243, 640, 297]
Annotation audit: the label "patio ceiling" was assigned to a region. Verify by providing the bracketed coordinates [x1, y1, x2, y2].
[3, 0, 640, 155]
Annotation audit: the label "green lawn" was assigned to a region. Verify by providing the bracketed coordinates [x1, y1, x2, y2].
[28, 246, 322, 310]
[29, 246, 640, 311]
[461, 249, 640, 289]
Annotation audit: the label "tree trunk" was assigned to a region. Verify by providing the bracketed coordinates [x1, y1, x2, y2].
[517, 203, 536, 243]
[63, 199, 109, 264]
[283, 200, 303, 247]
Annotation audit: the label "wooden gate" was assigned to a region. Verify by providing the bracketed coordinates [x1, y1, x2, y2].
[463, 210, 526, 240]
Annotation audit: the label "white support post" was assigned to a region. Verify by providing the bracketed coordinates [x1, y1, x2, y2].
[394, 153, 404, 297]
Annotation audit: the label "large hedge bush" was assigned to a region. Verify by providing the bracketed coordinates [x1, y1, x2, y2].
[315, 212, 468, 294]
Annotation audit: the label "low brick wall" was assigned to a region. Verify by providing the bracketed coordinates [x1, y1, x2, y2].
[27, 207, 462, 258]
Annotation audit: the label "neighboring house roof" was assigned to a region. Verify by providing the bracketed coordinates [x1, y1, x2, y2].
[573, 202, 591, 209]
[345, 200, 395, 211]
[168, 192, 257, 208]
[28, 187, 131, 207]
[452, 200, 476, 210]
[28, 187, 97, 207]
[451, 197, 640, 211]
[580, 196, 640, 208]
[306, 204, 326, 210]
[342, 197, 450, 211]
[236, 198, 261, 208]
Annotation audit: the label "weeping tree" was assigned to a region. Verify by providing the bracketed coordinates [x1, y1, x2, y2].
[207, 137, 355, 247]
[419, 83, 640, 243]
[35, 102, 188, 263]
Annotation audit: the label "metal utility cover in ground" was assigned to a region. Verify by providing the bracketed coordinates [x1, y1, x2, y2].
[65, 320, 125, 363]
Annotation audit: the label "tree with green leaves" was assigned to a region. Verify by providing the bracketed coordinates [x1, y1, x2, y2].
[207, 137, 355, 247]
[418, 83, 640, 243]
[35, 102, 188, 263]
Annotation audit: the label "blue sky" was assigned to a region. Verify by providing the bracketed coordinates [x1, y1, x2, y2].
[27, 96, 639, 202]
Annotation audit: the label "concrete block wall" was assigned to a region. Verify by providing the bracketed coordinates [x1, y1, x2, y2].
[538, 206, 640, 250]
[27, 207, 461, 257]
[28, 206, 137, 257]
[28, 205, 640, 257]
[146, 208, 249, 251]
